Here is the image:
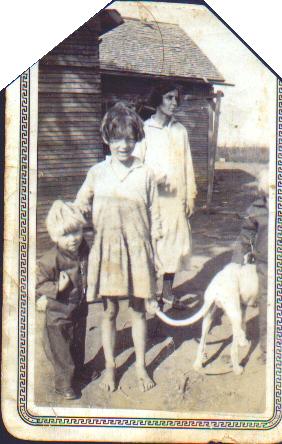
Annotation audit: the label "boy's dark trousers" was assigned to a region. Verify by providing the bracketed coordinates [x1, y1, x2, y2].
[43, 298, 88, 391]
[257, 261, 268, 356]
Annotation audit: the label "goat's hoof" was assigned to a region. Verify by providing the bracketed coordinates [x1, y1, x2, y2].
[234, 365, 244, 375]
[193, 361, 203, 372]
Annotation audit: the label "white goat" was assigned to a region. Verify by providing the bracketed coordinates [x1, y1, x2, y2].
[154, 260, 259, 375]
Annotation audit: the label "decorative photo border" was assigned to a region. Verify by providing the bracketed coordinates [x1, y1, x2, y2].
[17, 68, 282, 431]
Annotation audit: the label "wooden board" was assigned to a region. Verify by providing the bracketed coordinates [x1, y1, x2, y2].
[37, 30, 104, 249]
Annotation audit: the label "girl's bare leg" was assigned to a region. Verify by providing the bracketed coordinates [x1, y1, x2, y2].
[131, 309, 155, 392]
[100, 299, 118, 392]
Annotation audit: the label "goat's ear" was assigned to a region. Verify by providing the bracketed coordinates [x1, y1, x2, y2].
[243, 252, 253, 265]
[245, 252, 255, 264]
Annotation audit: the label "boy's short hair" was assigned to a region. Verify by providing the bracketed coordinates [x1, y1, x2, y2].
[257, 168, 269, 195]
[101, 102, 145, 144]
[149, 81, 180, 109]
[46, 200, 86, 242]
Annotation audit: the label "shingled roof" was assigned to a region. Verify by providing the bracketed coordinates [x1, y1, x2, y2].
[100, 17, 224, 83]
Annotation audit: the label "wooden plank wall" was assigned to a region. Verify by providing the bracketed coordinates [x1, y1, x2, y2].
[176, 97, 210, 202]
[102, 74, 212, 203]
[37, 27, 104, 253]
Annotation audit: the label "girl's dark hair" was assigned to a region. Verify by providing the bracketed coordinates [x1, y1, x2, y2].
[101, 102, 145, 144]
[149, 81, 180, 108]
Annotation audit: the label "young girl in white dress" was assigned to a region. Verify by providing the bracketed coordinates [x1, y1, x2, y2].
[135, 82, 197, 309]
[75, 103, 161, 392]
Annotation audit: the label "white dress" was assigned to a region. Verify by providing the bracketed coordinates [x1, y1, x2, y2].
[134, 116, 197, 273]
[75, 156, 162, 301]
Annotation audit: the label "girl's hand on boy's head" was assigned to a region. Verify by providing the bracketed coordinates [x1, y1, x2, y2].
[58, 271, 70, 292]
[145, 298, 159, 316]
[73, 200, 92, 218]
[36, 295, 48, 312]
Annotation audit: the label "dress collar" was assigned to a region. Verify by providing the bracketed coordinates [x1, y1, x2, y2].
[146, 115, 177, 129]
[106, 155, 142, 182]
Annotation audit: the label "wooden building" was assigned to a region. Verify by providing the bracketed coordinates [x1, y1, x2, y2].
[37, 13, 225, 251]
[99, 18, 226, 205]
[37, 10, 123, 251]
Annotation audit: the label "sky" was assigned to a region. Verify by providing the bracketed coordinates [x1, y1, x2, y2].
[109, 1, 277, 148]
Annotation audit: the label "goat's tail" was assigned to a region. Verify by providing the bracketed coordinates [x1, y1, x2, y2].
[155, 297, 213, 327]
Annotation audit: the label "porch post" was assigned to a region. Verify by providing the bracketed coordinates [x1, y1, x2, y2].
[206, 90, 223, 207]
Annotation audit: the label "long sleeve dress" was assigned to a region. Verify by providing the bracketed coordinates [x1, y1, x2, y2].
[75, 156, 162, 302]
[134, 116, 197, 274]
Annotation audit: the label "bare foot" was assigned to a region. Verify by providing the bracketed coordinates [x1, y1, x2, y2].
[193, 360, 203, 372]
[233, 364, 244, 375]
[135, 366, 155, 392]
[99, 367, 116, 392]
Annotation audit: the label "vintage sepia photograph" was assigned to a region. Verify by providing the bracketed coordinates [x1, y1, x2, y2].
[2, 0, 280, 442]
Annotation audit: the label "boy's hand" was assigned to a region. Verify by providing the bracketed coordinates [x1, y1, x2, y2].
[58, 271, 70, 292]
[145, 298, 159, 316]
[36, 295, 48, 312]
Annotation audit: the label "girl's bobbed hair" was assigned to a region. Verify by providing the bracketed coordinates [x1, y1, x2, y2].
[101, 102, 145, 144]
[46, 200, 86, 242]
[149, 81, 180, 109]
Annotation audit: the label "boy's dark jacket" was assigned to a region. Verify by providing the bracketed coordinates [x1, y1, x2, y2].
[36, 239, 89, 303]
[232, 196, 268, 265]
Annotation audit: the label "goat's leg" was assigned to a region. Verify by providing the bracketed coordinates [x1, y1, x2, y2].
[193, 307, 213, 371]
[241, 303, 247, 333]
[229, 311, 246, 375]
[241, 303, 251, 343]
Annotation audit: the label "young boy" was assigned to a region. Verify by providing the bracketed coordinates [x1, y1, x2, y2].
[232, 168, 269, 364]
[36, 200, 99, 400]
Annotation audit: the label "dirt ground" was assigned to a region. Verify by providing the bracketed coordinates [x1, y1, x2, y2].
[34, 161, 267, 414]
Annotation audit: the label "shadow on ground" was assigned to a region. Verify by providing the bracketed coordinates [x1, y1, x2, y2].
[34, 163, 266, 413]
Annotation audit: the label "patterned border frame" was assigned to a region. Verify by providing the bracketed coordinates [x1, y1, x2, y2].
[16, 69, 282, 430]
